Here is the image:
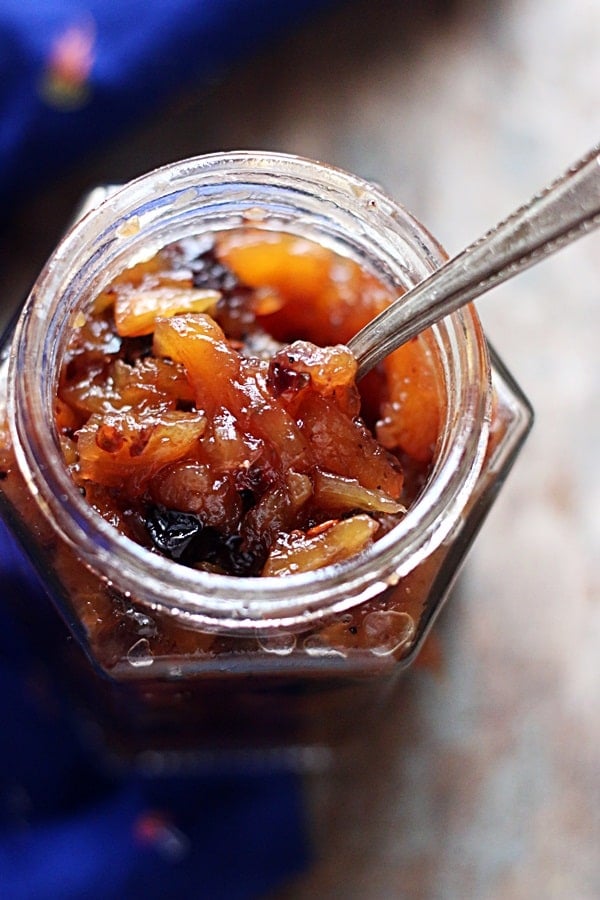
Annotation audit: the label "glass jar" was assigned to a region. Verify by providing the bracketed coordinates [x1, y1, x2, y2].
[0, 152, 532, 767]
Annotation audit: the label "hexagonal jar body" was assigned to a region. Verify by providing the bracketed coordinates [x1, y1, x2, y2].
[0, 153, 532, 765]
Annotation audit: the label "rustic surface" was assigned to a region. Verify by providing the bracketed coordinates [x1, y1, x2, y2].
[2, 1, 599, 897]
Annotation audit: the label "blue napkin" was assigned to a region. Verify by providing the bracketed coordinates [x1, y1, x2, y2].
[0, 0, 337, 211]
[0, 4, 347, 891]
[0, 515, 311, 899]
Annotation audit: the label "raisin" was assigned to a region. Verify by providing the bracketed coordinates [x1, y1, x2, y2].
[122, 334, 153, 365]
[145, 506, 204, 561]
[189, 248, 240, 293]
[233, 464, 276, 501]
[145, 505, 261, 575]
[221, 534, 263, 577]
[267, 361, 310, 398]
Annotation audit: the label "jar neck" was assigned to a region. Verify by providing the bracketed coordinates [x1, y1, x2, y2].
[7, 152, 491, 634]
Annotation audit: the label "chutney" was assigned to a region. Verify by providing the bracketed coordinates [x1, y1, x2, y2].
[57, 230, 441, 579]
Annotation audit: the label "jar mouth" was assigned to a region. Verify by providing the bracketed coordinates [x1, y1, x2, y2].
[8, 151, 491, 633]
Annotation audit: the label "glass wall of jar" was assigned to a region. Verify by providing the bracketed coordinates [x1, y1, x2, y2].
[0, 153, 532, 765]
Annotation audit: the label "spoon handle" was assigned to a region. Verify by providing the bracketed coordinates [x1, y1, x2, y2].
[348, 144, 600, 378]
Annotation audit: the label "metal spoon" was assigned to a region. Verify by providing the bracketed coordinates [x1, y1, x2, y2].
[348, 144, 600, 379]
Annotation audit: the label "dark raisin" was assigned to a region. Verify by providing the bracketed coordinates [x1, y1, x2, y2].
[221, 534, 263, 577]
[145, 506, 204, 561]
[267, 361, 310, 398]
[122, 334, 153, 365]
[144, 507, 260, 575]
[238, 488, 256, 512]
[233, 464, 276, 499]
[189, 248, 240, 293]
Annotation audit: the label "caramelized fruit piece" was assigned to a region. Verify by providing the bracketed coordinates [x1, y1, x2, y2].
[115, 286, 220, 337]
[153, 313, 240, 412]
[239, 470, 313, 571]
[216, 230, 332, 302]
[201, 408, 265, 474]
[93, 253, 190, 313]
[378, 338, 441, 463]
[150, 462, 242, 529]
[111, 357, 195, 410]
[262, 515, 379, 576]
[76, 410, 206, 490]
[243, 389, 309, 471]
[296, 391, 403, 499]
[216, 229, 393, 344]
[313, 469, 405, 515]
[269, 340, 360, 416]
[61, 357, 194, 421]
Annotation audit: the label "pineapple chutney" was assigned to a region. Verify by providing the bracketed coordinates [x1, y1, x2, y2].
[0, 154, 532, 755]
[57, 229, 440, 580]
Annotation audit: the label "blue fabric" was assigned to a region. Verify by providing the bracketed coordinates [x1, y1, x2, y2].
[0, 4, 337, 891]
[0, 516, 310, 898]
[0, 0, 337, 212]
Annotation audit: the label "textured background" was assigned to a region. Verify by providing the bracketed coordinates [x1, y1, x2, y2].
[2, 1, 599, 897]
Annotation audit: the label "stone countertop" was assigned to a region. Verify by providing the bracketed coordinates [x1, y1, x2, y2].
[2, 1, 599, 897]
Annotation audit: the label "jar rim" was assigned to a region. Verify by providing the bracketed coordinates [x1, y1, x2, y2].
[7, 151, 491, 633]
